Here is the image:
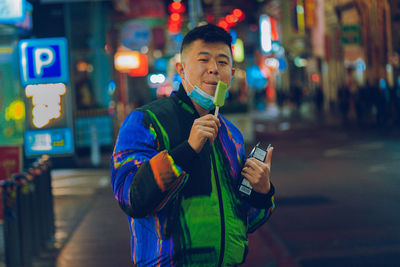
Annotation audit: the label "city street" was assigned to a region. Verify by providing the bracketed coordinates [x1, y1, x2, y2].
[1, 0, 400, 266]
[244, 118, 400, 266]
[35, 116, 400, 267]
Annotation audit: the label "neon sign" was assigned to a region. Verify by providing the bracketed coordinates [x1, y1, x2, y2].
[25, 83, 66, 128]
[0, 0, 24, 23]
[260, 14, 272, 54]
[5, 100, 25, 121]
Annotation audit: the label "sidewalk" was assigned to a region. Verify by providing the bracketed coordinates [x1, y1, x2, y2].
[55, 188, 131, 267]
[10, 169, 133, 267]
[47, 169, 291, 267]
[39, 168, 290, 267]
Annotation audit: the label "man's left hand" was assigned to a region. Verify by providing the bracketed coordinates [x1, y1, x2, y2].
[241, 147, 274, 194]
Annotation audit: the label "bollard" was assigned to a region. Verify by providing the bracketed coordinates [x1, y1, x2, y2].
[33, 160, 51, 246]
[1, 179, 21, 267]
[13, 173, 33, 266]
[32, 156, 55, 248]
[38, 156, 55, 239]
[24, 172, 41, 257]
[29, 166, 49, 248]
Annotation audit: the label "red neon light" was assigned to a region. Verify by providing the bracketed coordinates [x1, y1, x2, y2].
[169, 1, 185, 14]
[206, 13, 215, 23]
[270, 17, 279, 41]
[170, 13, 182, 22]
[312, 73, 320, 83]
[129, 54, 148, 77]
[225, 14, 238, 25]
[217, 19, 229, 31]
[232, 8, 245, 21]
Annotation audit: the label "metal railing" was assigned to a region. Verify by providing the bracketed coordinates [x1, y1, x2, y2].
[1, 155, 55, 267]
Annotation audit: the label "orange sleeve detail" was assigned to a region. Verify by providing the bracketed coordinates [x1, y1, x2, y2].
[150, 150, 179, 192]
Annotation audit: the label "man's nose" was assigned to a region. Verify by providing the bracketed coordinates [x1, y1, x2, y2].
[207, 59, 219, 74]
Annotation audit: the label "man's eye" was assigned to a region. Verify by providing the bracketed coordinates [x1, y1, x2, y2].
[199, 58, 208, 62]
[218, 61, 228, 65]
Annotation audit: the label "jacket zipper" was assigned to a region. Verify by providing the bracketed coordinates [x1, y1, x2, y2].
[211, 148, 225, 267]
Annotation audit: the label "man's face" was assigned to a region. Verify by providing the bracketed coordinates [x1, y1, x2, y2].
[177, 40, 235, 96]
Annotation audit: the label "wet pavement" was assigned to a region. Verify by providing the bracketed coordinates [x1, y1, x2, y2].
[49, 169, 131, 267]
[254, 118, 400, 266]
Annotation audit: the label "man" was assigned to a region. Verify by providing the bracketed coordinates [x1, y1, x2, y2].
[111, 24, 275, 266]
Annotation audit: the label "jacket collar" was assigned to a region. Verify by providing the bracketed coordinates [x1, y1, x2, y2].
[172, 84, 198, 117]
[173, 84, 217, 118]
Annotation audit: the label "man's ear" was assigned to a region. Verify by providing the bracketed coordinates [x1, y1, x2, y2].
[176, 62, 185, 80]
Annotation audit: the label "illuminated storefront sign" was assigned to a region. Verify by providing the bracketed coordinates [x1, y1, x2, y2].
[305, 0, 315, 28]
[114, 51, 148, 76]
[260, 14, 272, 54]
[25, 83, 66, 128]
[5, 100, 25, 121]
[0, 0, 25, 23]
[25, 128, 73, 155]
[341, 25, 362, 45]
[120, 20, 151, 50]
[19, 37, 69, 86]
[233, 38, 244, 63]
[296, 0, 305, 34]
[15, 1, 33, 31]
[147, 73, 166, 87]
[114, 51, 140, 71]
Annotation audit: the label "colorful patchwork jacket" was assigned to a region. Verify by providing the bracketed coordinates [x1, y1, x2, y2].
[111, 85, 275, 266]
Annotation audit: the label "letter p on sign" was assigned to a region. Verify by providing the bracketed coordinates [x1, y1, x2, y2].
[34, 47, 55, 77]
[19, 37, 69, 87]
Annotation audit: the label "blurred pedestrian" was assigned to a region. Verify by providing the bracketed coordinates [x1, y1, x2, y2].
[394, 77, 400, 126]
[338, 84, 350, 125]
[291, 80, 302, 117]
[276, 89, 286, 108]
[355, 83, 367, 126]
[75, 70, 95, 109]
[314, 86, 324, 123]
[377, 79, 390, 127]
[111, 24, 275, 266]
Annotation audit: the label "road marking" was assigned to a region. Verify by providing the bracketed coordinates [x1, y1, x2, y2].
[367, 164, 388, 173]
[324, 148, 351, 157]
[53, 176, 109, 188]
[355, 141, 384, 150]
[324, 141, 387, 157]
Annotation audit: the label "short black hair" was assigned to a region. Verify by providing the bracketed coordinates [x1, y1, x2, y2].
[180, 24, 232, 54]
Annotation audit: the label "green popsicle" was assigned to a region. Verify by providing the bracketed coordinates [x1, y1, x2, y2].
[213, 81, 227, 116]
[214, 81, 227, 106]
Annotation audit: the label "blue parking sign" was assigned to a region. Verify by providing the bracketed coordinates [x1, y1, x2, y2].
[19, 37, 69, 86]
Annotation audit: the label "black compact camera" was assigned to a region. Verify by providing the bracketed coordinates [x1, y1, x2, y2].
[238, 143, 271, 198]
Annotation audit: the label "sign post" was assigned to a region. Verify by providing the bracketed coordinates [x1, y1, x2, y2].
[19, 37, 74, 157]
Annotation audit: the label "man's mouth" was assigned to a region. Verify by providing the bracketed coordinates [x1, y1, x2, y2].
[204, 81, 218, 86]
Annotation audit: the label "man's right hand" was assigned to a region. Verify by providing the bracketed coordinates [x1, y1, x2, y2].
[188, 114, 221, 153]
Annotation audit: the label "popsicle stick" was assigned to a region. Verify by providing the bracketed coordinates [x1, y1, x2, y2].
[214, 106, 220, 116]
